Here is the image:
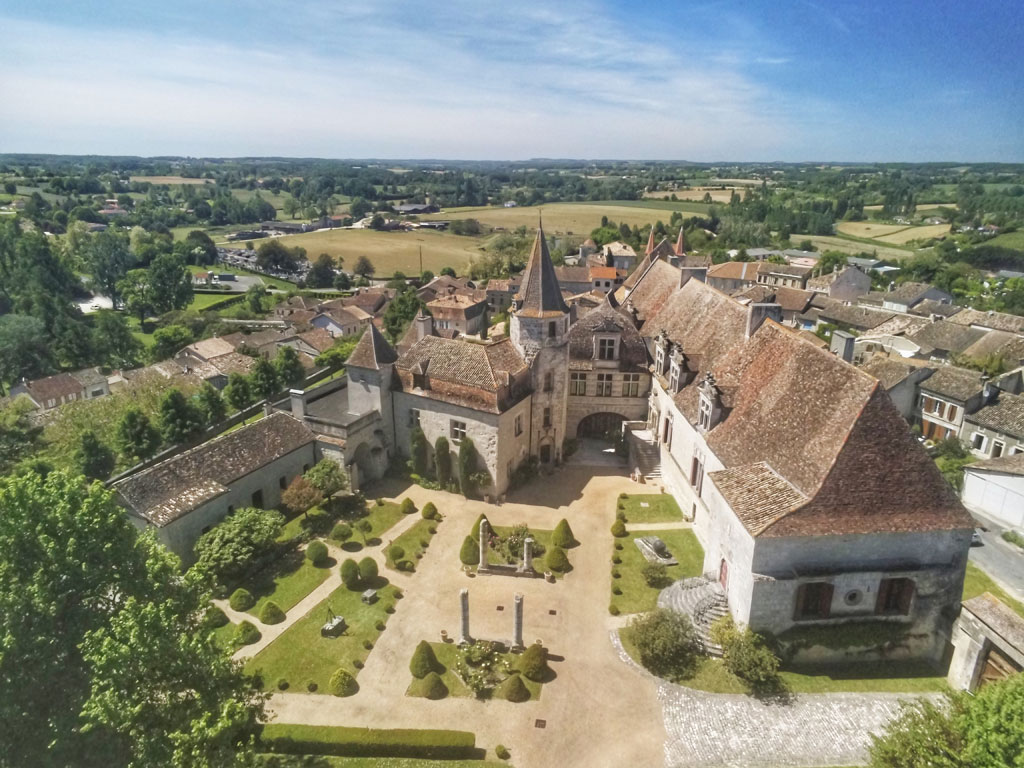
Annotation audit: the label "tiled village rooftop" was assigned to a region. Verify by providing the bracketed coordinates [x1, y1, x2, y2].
[114, 413, 315, 526]
[568, 298, 648, 372]
[966, 391, 1024, 440]
[627, 271, 972, 538]
[859, 356, 926, 390]
[949, 307, 1024, 334]
[966, 452, 1024, 477]
[918, 365, 985, 401]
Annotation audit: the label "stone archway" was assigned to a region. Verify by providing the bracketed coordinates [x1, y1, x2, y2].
[577, 411, 627, 439]
[348, 442, 374, 491]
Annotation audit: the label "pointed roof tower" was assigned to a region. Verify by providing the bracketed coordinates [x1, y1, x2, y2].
[347, 323, 398, 370]
[675, 227, 686, 256]
[513, 219, 568, 318]
[645, 225, 656, 256]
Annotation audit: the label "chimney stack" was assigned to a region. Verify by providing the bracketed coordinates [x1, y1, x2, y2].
[745, 302, 782, 339]
[829, 330, 855, 363]
[414, 311, 434, 341]
[290, 388, 307, 418]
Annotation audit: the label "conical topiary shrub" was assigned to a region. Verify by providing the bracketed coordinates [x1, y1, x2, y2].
[259, 601, 286, 625]
[421, 501, 438, 520]
[552, 518, 575, 548]
[519, 642, 548, 682]
[358, 556, 378, 583]
[610, 519, 627, 537]
[409, 640, 440, 679]
[229, 588, 255, 611]
[460, 535, 480, 566]
[409, 670, 448, 699]
[235, 620, 261, 646]
[340, 558, 361, 589]
[400, 498, 416, 515]
[328, 668, 358, 697]
[546, 545, 570, 573]
[497, 673, 530, 702]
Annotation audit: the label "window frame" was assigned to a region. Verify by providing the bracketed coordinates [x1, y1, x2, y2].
[569, 371, 587, 396]
[596, 372, 613, 397]
[514, 414, 523, 437]
[597, 337, 617, 361]
[542, 407, 551, 428]
[450, 420, 467, 442]
[623, 373, 640, 398]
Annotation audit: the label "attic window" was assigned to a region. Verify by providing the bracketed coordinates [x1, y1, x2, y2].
[597, 338, 617, 360]
[669, 361, 681, 392]
[698, 395, 712, 431]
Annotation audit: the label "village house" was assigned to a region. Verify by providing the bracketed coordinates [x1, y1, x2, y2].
[484, 278, 521, 315]
[962, 389, 1024, 459]
[10, 367, 110, 411]
[553, 266, 592, 296]
[756, 261, 812, 289]
[426, 292, 489, 336]
[706, 261, 760, 294]
[878, 282, 953, 314]
[806, 265, 872, 302]
[113, 413, 319, 558]
[620, 261, 973, 663]
[858, 357, 936, 420]
[916, 366, 988, 441]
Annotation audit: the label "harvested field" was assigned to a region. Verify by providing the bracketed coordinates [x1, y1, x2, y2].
[418, 202, 695, 235]
[876, 223, 951, 244]
[795, 234, 912, 262]
[837, 222, 910, 238]
[219, 227, 485, 275]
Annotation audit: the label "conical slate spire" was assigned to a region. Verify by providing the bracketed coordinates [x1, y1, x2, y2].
[645, 225, 656, 256]
[675, 227, 686, 255]
[514, 220, 568, 318]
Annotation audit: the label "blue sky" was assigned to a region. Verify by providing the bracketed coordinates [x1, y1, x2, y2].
[1, 0, 1021, 161]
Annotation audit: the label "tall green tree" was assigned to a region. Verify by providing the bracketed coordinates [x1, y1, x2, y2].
[0, 471, 266, 767]
[150, 324, 193, 362]
[76, 430, 116, 481]
[0, 314, 52, 390]
[158, 389, 205, 445]
[91, 310, 142, 368]
[353, 255, 375, 277]
[244, 284, 266, 313]
[303, 458, 348, 498]
[249, 357, 280, 401]
[85, 227, 135, 307]
[192, 507, 284, 585]
[306, 253, 336, 288]
[410, 426, 428, 475]
[116, 406, 162, 463]
[196, 382, 227, 426]
[224, 372, 252, 413]
[274, 346, 306, 388]
[0, 398, 42, 474]
[382, 285, 426, 341]
[118, 269, 154, 323]
[434, 436, 451, 486]
[147, 252, 193, 314]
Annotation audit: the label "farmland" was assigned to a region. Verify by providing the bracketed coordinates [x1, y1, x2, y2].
[129, 175, 214, 185]
[836, 222, 913, 239]
[418, 202, 699, 235]
[875, 223, 952, 244]
[836, 221, 950, 245]
[794, 234, 913, 262]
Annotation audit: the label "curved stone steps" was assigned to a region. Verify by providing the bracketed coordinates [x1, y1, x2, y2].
[658, 577, 728, 656]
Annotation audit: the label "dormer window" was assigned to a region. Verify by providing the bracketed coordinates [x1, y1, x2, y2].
[697, 372, 719, 432]
[698, 395, 712, 431]
[669, 361, 681, 392]
[654, 347, 665, 375]
[598, 337, 617, 360]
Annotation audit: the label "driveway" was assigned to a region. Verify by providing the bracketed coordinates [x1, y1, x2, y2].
[968, 509, 1024, 600]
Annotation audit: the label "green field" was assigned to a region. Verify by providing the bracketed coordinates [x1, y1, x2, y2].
[617, 493, 683, 523]
[989, 230, 1024, 251]
[795, 234, 913, 261]
[611, 529, 703, 615]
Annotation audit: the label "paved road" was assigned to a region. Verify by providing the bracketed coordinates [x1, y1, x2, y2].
[967, 510, 1024, 599]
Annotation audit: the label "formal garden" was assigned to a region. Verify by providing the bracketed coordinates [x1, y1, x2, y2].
[458, 513, 578, 577]
[614, 492, 684, 524]
[609, 526, 704, 615]
[406, 639, 550, 702]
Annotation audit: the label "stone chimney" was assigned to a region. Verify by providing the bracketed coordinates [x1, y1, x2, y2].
[290, 388, 307, 418]
[414, 311, 434, 341]
[981, 373, 996, 402]
[745, 302, 782, 339]
[680, 266, 708, 288]
[830, 330, 855, 363]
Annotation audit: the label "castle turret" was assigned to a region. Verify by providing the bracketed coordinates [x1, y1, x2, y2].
[510, 223, 570, 465]
[345, 323, 398, 436]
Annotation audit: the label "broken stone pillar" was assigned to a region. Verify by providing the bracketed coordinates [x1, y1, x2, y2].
[522, 536, 534, 573]
[478, 519, 489, 571]
[513, 593, 524, 649]
[459, 588, 471, 645]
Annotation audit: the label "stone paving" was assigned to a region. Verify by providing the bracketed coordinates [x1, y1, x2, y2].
[611, 631, 928, 768]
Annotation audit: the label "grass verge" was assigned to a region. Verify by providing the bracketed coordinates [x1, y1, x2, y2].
[244, 551, 333, 617]
[387, 518, 439, 572]
[963, 561, 1024, 619]
[611, 529, 703, 615]
[617, 493, 683, 523]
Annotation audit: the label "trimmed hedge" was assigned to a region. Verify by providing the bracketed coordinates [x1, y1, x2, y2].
[610, 519, 627, 537]
[387, 544, 405, 562]
[400, 498, 417, 515]
[497, 674, 530, 703]
[340, 558, 360, 589]
[305, 540, 328, 565]
[459, 535, 480, 566]
[546, 546, 570, 573]
[552, 518, 575, 548]
[519, 642, 548, 682]
[229, 588, 255, 611]
[259, 724, 477, 759]
[259, 601, 286, 625]
[358, 556, 378, 583]
[408, 670, 448, 700]
[235, 620, 261, 646]
[331, 522, 352, 542]
[328, 668, 358, 697]
[410, 640, 440, 679]
[421, 501, 438, 520]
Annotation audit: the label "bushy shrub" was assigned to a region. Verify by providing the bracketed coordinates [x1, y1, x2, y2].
[204, 605, 229, 628]
[400, 498, 416, 515]
[611, 568, 621, 579]
[409, 670, 448, 700]
[519, 642, 548, 682]
[615, 508, 627, 521]
[340, 558, 361, 589]
[229, 588, 255, 612]
[259, 601, 286, 625]
[353, 659, 364, 669]
[305, 539, 328, 565]
[307, 681, 318, 692]
[546, 546, 570, 573]
[612, 585, 622, 595]
[388, 544, 405, 562]
[498, 674, 531, 702]
[459, 536, 480, 566]
[376, 498, 385, 506]
[434, 436, 452, 486]
[328, 668, 358, 697]
[710, 616, 780, 689]
[392, 586, 404, 599]
[610, 519, 627, 537]
[410, 640, 442, 679]
[397, 560, 414, 572]
[496, 744, 510, 760]
[552, 518, 575, 548]
[276, 678, 289, 690]
[609, 604, 620, 616]
[358, 556, 378, 583]
[193, 507, 285, 585]
[362, 639, 373, 650]
[614, 541, 623, 551]
[642, 562, 668, 587]
[627, 609, 698, 679]
[421, 501, 438, 520]
[458, 437, 477, 497]
[235, 620, 261, 646]
[331, 522, 352, 542]
[612, 554, 622, 564]
[375, 619, 386, 631]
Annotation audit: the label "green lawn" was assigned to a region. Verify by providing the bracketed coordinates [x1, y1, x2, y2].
[989, 230, 1024, 250]
[245, 580, 399, 693]
[471, 523, 573, 577]
[244, 552, 333, 618]
[619, 629, 947, 694]
[406, 642, 542, 701]
[387, 518, 438, 572]
[282, 502, 406, 550]
[618, 493, 683, 523]
[256, 757, 504, 768]
[962, 561, 1024, 619]
[611, 529, 704, 615]
[188, 292, 236, 311]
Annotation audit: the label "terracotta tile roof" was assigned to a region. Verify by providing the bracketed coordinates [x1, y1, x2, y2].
[964, 392, 1024, 440]
[966, 453, 1024, 477]
[858, 357, 923, 390]
[708, 462, 807, 535]
[732, 285, 775, 304]
[918, 365, 984, 402]
[863, 314, 931, 338]
[347, 324, 398, 370]
[962, 593, 1024, 655]
[757, 262, 812, 279]
[618, 259, 683, 324]
[589, 266, 618, 280]
[907, 322, 987, 355]
[221, 329, 299, 352]
[568, 300, 648, 372]
[910, 299, 963, 319]
[708, 261, 759, 281]
[298, 328, 336, 353]
[184, 337, 236, 360]
[773, 287, 814, 313]
[602, 241, 636, 258]
[887, 282, 950, 303]
[24, 372, 83, 404]
[427, 293, 486, 310]
[208, 352, 257, 376]
[948, 308, 1024, 334]
[817, 301, 895, 331]
[114, 413, 314, 527]
[515, 226, 568, 318]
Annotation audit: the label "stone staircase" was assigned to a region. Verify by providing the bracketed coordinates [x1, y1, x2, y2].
[658, 577, 729, 656]
[627, 429, 663, 483]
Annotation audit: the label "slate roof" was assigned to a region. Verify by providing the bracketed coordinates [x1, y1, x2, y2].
[515, 226, 568, 318]
[963, 593, 1024, 655]
[114, 413, 315, 527]
[708, 462, 807, 535]
[886, 282, 946, 303]
[631, 275, 971, 538]
[859, 357, 925, 390]
[964, 392, 1024, 439]
[919, 365, 984, 401]
[910, 299, 963, 319]
[907, 321, 986, 356]
[966, 453, 1024, 477]
[948, 308, 1024, 334]
[347, 324, 398, 370]
[567, 299, 648, 372]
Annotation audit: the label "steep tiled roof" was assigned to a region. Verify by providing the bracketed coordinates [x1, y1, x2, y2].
[298, 328, 336, 353]
[184, 337, 235, 360]
[708, 462, 807, 535]
[910, 299, 963, 319]
[618, 259, 684, 325]
[948, 308, 1024, 334]
[773, 287, 814, 313]
[962, 331, 1024, 365]
[209, 352, 257, 376]
[114, 413, 315, 526]
[817, 301, 895, 331]
[886, 282, 943, 302]
[515, 225, 568, 318]
[568, 300, 648, 372]
[965, 392, 1024, 439]
[732, 285, 775, 304]
[907, 322, 986, 355]
[966, 453, 1024, 477]
[919, 365, 984, 401]
[859, 357, 929, 390]
[708, 261, 759, 281]
[347, 324, 398, 370]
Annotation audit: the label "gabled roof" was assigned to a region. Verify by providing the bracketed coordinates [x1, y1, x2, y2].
[114, 413, 315, 527]
[886, 281, 949, 303]
[514, 225, 568, 318]
[756, 262, 812, 279]
[859, 357, 929, 390]
[22, 372, 83, 404]
[708, 261, 759, 281]
[907, 321, 987, 356]
[910, 299, 963, 319]
[948, 308, 1024, 334]
[568, 300, 648, 372]
[347, 324, 397, 370]
[919, 365, 984, 402]
[966, 453, 1024, 477]
[964, 391, 1024, 440]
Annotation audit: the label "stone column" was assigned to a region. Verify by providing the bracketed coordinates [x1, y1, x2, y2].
[523, 537, 534, 573]
[459, 588, 471, 645]
[512, 593, 524, 649]
[478, 520, 489, 571]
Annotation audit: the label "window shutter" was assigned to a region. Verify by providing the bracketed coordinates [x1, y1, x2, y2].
[898, 580, 915, 615]
[820, 583, 834, 618]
